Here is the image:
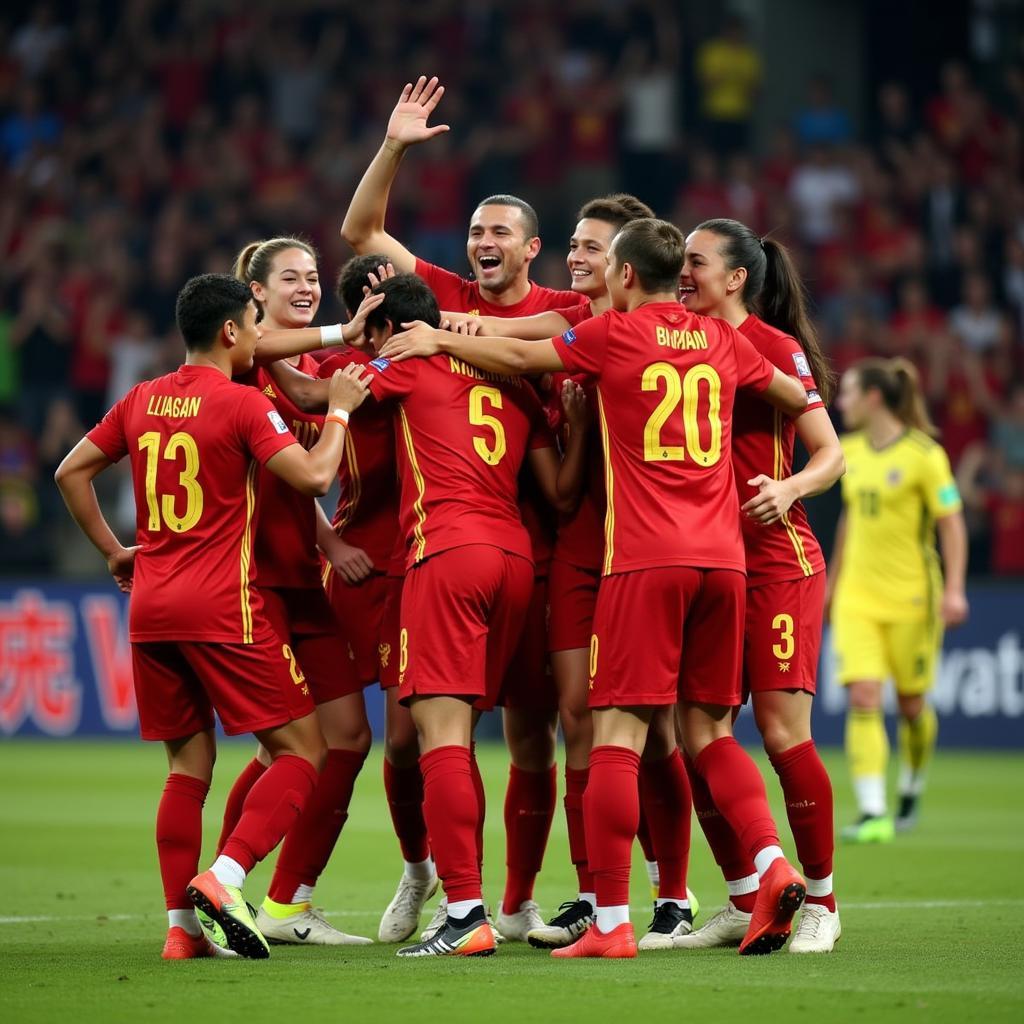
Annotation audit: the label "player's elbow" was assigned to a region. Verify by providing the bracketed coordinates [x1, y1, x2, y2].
[340, 213, 371, 251]
[306, 469, 333, 497]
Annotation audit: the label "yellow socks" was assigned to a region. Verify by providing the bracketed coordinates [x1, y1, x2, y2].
[846, 707, 889, 817]
[899, 704, 938, 796]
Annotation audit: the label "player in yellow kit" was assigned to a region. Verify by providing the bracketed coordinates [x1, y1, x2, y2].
[828, 358, 968, 842]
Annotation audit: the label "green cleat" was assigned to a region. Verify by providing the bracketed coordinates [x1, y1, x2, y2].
[688, 885, 701, 924]
[841, 814, 895, 844]
[187, 870, 270, 959]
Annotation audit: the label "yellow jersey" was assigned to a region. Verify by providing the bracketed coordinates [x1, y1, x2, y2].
[834, 429, 961, 622]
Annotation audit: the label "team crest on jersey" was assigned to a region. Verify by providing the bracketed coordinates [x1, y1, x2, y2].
[379, 642, 391, 668]
[792, 352, 811, 377]
[263, 384, 277, 398]
[887, 469, 903, 486]
[369, 356, 391, 372]
[562, 328, 578, 346]
[267, 410, 288, 434]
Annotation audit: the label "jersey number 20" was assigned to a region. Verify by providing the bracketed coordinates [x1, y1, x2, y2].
[642, 362, 722, 466]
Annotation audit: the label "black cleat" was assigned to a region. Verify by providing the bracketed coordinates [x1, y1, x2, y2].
[526, 899, 595, 949]
[396, 906, 496, 958]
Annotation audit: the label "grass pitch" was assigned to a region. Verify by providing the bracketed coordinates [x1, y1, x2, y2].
[1, 740, 1022, 1023]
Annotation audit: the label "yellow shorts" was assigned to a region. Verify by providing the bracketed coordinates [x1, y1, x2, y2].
[831, 605, 942, 696]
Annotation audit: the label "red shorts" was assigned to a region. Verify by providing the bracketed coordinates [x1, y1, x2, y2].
[399, 544, 533, 711]
[378, 574, 404, 690]
[131, 637, 315, 741]
[500, 576, 557, 711]
[260, 586, 359, 703]
[547, 558, 600, 653]
[743, 572, 826, 697]
[325, 570, 391, 686]
[588, 567, 746, 708]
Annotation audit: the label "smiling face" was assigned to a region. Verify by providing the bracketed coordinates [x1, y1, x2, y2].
[680, 229, 746, 315]
[567, 218, 617, 298]
[467, 204, 539, 295]
[250, 247, 321, 329]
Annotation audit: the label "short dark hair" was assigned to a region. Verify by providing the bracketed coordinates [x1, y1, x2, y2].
[576, 193, 656, 229]
[475, 194, 539, 239]
[611, 218, 685, 293]
[335, 252, 392, 317]
[175, 274, 253, 351]
[364, 274, 442, 334]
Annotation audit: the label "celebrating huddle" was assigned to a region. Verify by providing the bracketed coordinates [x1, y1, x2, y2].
[58, 75, 936, 964]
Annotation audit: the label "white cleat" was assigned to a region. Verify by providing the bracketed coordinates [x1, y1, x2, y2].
[420, 896, 448, 941]
[637, 901, 694, 950]
[672, 903, 751, 949]
[494, 900, 544, 943]
[789, 903, 842, 953]
[255, 905, 373, 946]
[527, 899, 595, 949]
[378, 872, 440, 942]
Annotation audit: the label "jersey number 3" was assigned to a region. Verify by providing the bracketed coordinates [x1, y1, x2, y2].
[469, 385, 507, 466]
[642, 362, 722, 466]
[138, 431, 204, 533]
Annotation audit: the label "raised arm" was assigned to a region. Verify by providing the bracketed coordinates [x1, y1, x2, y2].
[340, 76, 450, 273]
[381, 322, 565, 376]
[54, 439, 138, 591]
[265, 365, 372, 496]
[742, 406, 845, 525]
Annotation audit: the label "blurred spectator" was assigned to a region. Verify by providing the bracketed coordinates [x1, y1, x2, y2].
[695, 15, 761, 156]
[950, 272, 1004, 353]
[794, 75, 853, 147]
[789, 144, 859, 246]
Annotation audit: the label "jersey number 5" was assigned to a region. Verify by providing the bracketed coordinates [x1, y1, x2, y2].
[138, 431, 204, 533]
[469, 385, 507, 466]
[642, 362, 722, 466]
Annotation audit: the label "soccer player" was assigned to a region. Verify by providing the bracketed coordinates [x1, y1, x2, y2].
[830, 357, 968, 842]
[214, 237, 378, 946]
[267, 273, 583, 957]
[380, 218, 811, 958]
[53, 274, 371, 959]
[341, 75, 590, 941]
[671, 219, 845, 954]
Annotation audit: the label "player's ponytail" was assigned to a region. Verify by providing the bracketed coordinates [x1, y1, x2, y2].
[232, 237, 318, 307]
[696, 218, 835, 403]
[856, 357, 939, 437]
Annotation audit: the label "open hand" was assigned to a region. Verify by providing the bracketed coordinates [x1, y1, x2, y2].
[379, 321, 443, 361]
[342, 290, 386, 347]
[386, 76, 450, 148]
[324, 538, 375, 586]
[741, 474, 798, 525]
[328, 362, 374, 413]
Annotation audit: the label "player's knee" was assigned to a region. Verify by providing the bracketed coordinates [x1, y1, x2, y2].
[759, 719, 804, 755]
[897, 693, 924, 721]
[847, 681, 881, 710]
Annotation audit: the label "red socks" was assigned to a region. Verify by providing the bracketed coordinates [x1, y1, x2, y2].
[564, 766, 593, 893]
[220, 754, 318, 874]
[157, 773, 209, 910]
[636, 805, 657, 863]
[502, 764, 556, 910]
[639, 751, 692, 901]
[769, 740, 835, 910]
[383, 758, 429, 864]
[216, 757, 267, 855]
[584, 746, 640, 909]
[420, 745, 482, 903]
[266, 748, 366, 904]
[469, 743, 486, 872]
[691, 738, 780, 910]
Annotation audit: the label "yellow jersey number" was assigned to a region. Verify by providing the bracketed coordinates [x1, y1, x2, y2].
[468, 385, 507, 466]
[137, 431, 204, 533]
[642, 362, 722, 466]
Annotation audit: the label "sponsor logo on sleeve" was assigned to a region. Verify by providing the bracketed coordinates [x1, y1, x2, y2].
[792, 352, 811, 377]
[369, 357, 391, 372]
[807, 389, 822, 405]
[562, 328, 577, 346]
[939, 482, 961, 508]
[267, 410, 288, 434]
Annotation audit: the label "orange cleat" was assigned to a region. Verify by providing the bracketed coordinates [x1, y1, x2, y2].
[161, 926, 237, 960]
[551, 921, 637, 959]
[738, 859, 806, 955]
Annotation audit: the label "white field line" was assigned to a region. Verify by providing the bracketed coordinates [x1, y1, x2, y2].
[3, 898, 1024, 926]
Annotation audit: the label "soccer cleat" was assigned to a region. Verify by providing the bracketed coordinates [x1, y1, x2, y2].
[673, 903, 751, 949]
[420, 896, 448, 941]
[789, 903, 842, 953]
[195, 907, 232, 951]
[841, 814, 895, 844]
[637, 901, 694, 950]
[396, 908, 496, 957]
[379, 871, 440, 942]
[494, 899, 545, 943]
[738, 859, 806, 956]
[527, 899, 595, 949]
[895, 794, 919, 832]
[161, 925, 238, 960]
[187, 871, 269, 959]
[551, 921, 637, 959]
[255, 903, 372, 946]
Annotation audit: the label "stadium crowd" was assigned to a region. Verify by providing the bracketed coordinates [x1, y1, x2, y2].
[1, 0, 1022, 575]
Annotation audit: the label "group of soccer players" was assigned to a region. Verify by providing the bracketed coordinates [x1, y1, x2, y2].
[55, 75, 967, 963]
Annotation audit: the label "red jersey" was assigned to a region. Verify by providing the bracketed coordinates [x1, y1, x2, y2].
[552, 304, 775, 576]
[366, 352, 554, 569]
[237, 354, 324, 589]
[319, 348, 401, 571]
[733, 315, 826, 584]
[87, 364, 297, 643]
